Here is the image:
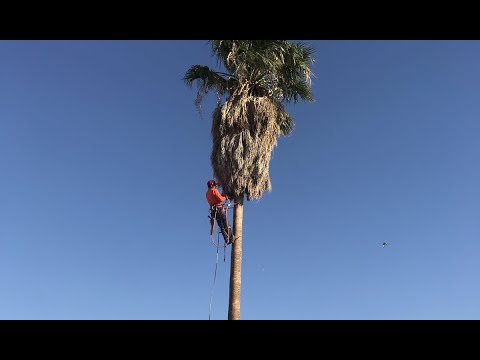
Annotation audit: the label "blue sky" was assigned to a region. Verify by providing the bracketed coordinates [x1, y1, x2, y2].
[1, 40, 479, 320]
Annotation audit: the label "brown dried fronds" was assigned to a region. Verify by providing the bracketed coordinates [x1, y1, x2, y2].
[211, 87, 281, 200]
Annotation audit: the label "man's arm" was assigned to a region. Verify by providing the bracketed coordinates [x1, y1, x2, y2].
[212, 188, 227, 202]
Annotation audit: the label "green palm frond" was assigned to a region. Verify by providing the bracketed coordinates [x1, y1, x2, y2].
[185, 40, 314, 134]
[208, 40, 314, 104]
[183, 65, 238, 112]
[274, 102, 295, 136]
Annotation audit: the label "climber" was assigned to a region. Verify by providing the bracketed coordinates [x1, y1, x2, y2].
[206, 179, 233, 245]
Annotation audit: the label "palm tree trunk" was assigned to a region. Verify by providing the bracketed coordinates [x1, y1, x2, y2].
[228, 193, 243, 320]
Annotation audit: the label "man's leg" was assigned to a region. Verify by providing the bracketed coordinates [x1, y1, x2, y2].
[217, 210, 232, 244]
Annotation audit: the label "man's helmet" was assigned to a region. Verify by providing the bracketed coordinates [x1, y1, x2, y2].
[207, 179, 216, 188]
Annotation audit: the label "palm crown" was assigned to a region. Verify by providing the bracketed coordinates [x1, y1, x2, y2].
[183, 40, 314, 136]
[184, 40, 315, 200]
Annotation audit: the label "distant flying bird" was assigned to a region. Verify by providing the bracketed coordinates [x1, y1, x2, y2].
[382, 242, 388, 248]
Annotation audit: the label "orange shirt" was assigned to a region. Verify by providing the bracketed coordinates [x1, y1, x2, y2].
[206, 187, 227, 207]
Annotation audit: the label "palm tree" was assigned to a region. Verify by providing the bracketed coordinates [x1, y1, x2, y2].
[184, 40, 315, 320]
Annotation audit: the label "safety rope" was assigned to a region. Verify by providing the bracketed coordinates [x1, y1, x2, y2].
[223, 200, 238, 244]
[210, 217, 227, 249]
[208, 233, 221, 320]
[207, 200, 232, 319]
[208, 234, 225, 320]
[225, 203, 232, 245]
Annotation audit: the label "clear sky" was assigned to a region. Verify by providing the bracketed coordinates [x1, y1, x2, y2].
[1, 40, 479, 320]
